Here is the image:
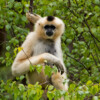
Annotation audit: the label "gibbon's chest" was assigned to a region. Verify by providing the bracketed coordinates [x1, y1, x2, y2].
[27, 39, 57, 86]
[33, 39, 56, 56]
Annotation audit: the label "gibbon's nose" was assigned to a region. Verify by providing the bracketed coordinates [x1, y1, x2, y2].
[46, 30, 53, 36]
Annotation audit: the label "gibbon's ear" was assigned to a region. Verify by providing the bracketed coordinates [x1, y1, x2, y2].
[26, 12, 41, 24]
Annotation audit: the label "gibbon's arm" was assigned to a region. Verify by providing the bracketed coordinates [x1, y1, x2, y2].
[26, 12, 41, 24]
[12, 33, 64, 76]
[12, 53, 64, 76]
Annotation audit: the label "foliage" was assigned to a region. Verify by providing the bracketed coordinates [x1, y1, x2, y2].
[0, 80, 100, 100]
[0, 0, 100, 99]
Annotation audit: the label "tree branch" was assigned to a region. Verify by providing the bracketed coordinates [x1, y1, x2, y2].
[84, 18, 100, 51]
[86, 42, 97, 66]
[84, 19, 100, 42]
[66, 54, 91, 75]
[29, 0, 34, 32]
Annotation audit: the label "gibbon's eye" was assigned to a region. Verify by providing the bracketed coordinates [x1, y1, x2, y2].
[44, 25, 56, 30]
[50, 25, 56, 30]
[44, 25, 49, 29]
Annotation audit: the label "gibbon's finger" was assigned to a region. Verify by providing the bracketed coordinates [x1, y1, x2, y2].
[55, 63, 64, 74]
[58, 64, 64, 74]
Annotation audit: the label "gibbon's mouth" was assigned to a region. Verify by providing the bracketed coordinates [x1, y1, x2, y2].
[46, 31, 53, 36]
[45, 32, 54, 39]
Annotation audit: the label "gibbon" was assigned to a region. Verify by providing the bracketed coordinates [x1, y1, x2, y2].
[11, 13, 68, 100]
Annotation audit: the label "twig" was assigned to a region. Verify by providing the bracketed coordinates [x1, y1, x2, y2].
[84, 19, 100, 42]
[0, 41, 9, 45]
[67, 4, 100, 43]
[68, 0, 71, 7]
[66, 54, 90, 75]
[75, 0, 78, 6]
[95, 49, 100, 63]
[40, 81, 50, 85]
[22, 49, 33, 66]
[29, 0, 33, 13]
[29, 0, 34, 31]
[84, 19, 100, 51]
[85, 42, 97, 65]
[86, 42, 97, 66]
[91, 53, 97, 65]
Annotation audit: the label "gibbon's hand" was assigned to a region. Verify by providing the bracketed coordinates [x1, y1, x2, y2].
[44, 60, 64, 74]
[54, 61, 64, 74]
[42, 53, 64, 74]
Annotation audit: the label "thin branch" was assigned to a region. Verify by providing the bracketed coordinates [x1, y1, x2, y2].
[68, 0, 71, 8]
[95, 49, 100, 63]
[91, 53, 97, 65]
[86, 42, 97, 65]
[0, 41, 9, 45]
[84, 18, 100, 42]
[29, 0, 33, 13]
[67, 4, 100, 43]
[40, 81, 50, 85]
[29, 0, 34, 32]
[66, 54, 90, 75]
[84, 19, 100, 51]
[22, 49, 33, 66]
[75, 0, 78, 6]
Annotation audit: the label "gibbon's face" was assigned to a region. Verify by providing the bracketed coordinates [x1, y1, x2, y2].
[35, 16, 65, 40]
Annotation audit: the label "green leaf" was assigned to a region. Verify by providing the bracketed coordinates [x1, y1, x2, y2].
[30, 65, 35, 72]
[69, 83, 76, 91]
[91, 28, 96, 33]
[6, 46, 10, 51]
[18, 47, 23, 52]
[86, 80, 93, 86]
[91, 85, 99, 95]
[48, 85, 54, 91]
[19, 75, 25, 81]
[77, 27, 83, 33]
[94, 0, 99, 4]
[5, 52, 10, 57]
[21, 16, 27, 22]
[36, 64, 43, 74]
[93, 96, 98, 100]
[44, 65, 52, 77]
[5, 24, 11, 32]
[66, 39, 72, 44]
[14, 48, 18, 56]
[52, 66, 58, 73]
[18, 84, 25, 92]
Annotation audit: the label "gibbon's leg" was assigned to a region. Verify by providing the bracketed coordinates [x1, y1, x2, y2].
[51, 72, 68, 100]
[12, 53, 64, 76]
[51, 72, 68, 91]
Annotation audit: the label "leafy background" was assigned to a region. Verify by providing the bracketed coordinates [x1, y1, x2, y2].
[0, 0, 100, 100]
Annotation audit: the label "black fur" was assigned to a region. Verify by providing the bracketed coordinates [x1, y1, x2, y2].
[38, 39, 56, 55]
[44, 39, 56, 55]
[47, 16, 55, 21]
